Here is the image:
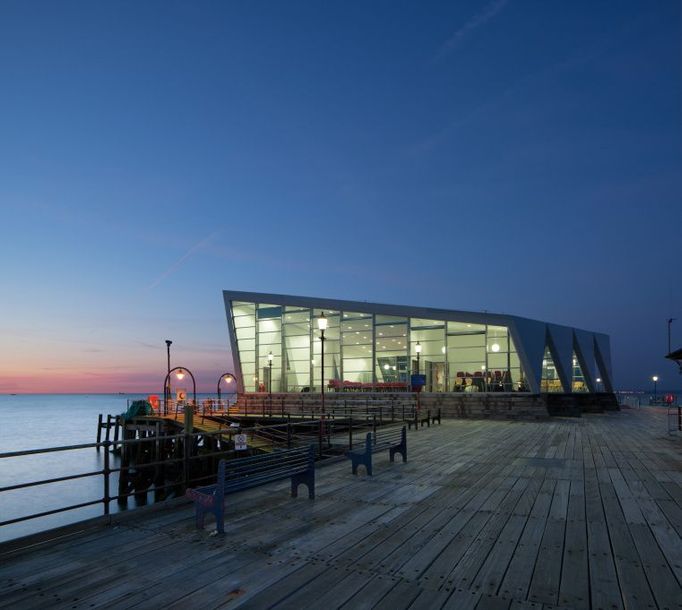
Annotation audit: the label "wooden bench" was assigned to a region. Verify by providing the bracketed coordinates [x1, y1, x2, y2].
[346, 425, 407, 476]
[186, 445, 315, 534]
[408, 408, 442, 429]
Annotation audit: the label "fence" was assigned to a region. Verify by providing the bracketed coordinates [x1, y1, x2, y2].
[0, 408, 410, 536]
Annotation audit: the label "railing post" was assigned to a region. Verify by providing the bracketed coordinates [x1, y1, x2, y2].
[318, 415, 324, 458]
[103, 440, 111, 516]
[349, 415, 353, 450]
[678, 406, 681, 432]
[96, 414, 103, 450]
[281, 396, 285, 418]
[183, 406, 193, 491]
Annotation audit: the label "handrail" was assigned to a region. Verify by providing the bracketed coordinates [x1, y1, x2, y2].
[0, 410, 405, 533]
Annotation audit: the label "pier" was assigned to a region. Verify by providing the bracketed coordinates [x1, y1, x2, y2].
[1, 407, 681, 609]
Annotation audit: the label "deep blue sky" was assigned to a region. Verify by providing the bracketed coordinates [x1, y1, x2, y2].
[0, 0, 680, 392]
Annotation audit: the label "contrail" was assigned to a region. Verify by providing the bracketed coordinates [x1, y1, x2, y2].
[436, 0, 510, 60]
[147, 231, 220, 289]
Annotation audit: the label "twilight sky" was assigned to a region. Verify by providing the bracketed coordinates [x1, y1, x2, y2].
[0, 0, 680, 393]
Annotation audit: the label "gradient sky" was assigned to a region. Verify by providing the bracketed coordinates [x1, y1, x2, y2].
[1, 1, 680, 394]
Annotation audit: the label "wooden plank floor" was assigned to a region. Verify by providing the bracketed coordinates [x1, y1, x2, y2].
[1, 408, 681, 610]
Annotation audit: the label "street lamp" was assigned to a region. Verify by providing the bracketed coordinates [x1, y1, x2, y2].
[267, 352, 274, 396]
[161, 366, 197, 418]
[596, 377, 602, 392]
[217, 372, 237, 406]
[652, 375, 659, 400]
[317, 312, 328, 413]
[415, 341, 422, 374]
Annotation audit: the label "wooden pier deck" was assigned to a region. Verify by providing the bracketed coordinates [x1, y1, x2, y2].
[1, 408, 681, 609]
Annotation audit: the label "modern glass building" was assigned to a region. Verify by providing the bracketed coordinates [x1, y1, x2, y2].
[223, 291, 614, 396]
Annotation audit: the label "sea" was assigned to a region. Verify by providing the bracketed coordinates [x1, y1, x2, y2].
[0, 393, 234, 543]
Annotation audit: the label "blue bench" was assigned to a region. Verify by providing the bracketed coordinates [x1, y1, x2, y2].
[347, 425, 407, 476]
[186, 445, 315, 534]
[408, 408, 442, 430]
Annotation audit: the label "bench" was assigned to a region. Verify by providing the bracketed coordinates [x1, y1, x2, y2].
[347, 425, 407, 476]
[408, 408, 442, 430]
[186, 445, 315, 534]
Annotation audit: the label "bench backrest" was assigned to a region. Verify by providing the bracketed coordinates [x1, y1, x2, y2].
[215, 445, 313, 500]
[364, 425, 406, 453]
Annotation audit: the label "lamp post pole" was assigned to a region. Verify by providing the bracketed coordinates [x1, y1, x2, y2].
[217, 372, 236, 406]
[415, 341, 422, 374]
[652, 375, 659, 401]
[267, 352, 273, 398]
[164, 339, 172, 415]
[317, 312, 328, 414]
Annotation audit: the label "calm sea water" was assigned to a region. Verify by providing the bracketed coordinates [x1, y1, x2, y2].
[0, 393, 233, 543]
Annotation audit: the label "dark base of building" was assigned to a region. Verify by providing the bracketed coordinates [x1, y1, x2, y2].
[237, 391, 619, 421]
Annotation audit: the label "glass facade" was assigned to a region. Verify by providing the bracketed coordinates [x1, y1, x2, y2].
[572, 353, 588, 392]
[229, 300, 530, 393]
[540, 346, 564, 392]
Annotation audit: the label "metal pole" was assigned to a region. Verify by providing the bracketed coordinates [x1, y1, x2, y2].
[165, 339, 172, 415]
[321, 329, 326, 414]
[103, 440, 111, 516]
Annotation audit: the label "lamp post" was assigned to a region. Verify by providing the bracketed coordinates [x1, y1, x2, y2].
[415, 341, 422, 374]
[161, 366, 197, 417]
[652, 375, 659, 400]
[267, 352, 273, 397]
[317, 312, 328, 413]
[217, 372, 236, 406]
[596, 377, 602, 392]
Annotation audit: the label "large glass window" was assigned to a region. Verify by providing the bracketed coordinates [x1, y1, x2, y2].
[447, 321, 486, 392]
[572, 352, 588, 392]
[283, 307, 311, 392]
[375, 315, 408, 389]
[231, 301, 256, 391]
[257, 304, 281, 392]
[341, 312, 373, 386]
[312, 310, 340, 392]
[410, 319, 446, 392]
[541, 346, 563, 392]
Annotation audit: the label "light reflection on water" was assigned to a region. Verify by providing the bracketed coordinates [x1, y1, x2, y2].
[0, 393, 232, 542]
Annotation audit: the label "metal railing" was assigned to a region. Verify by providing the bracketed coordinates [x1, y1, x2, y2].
[0, 409, 410, 533]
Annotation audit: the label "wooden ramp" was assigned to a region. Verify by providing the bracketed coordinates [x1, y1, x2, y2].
[2, 408, 681, 609]
[158, 414, 276, 452]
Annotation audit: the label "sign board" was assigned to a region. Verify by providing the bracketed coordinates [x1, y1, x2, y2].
[665, 394, 676, 405]
[176, 388, 187, 402]
[234, 434, 248, 451]
[411, 374, 426, 387]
